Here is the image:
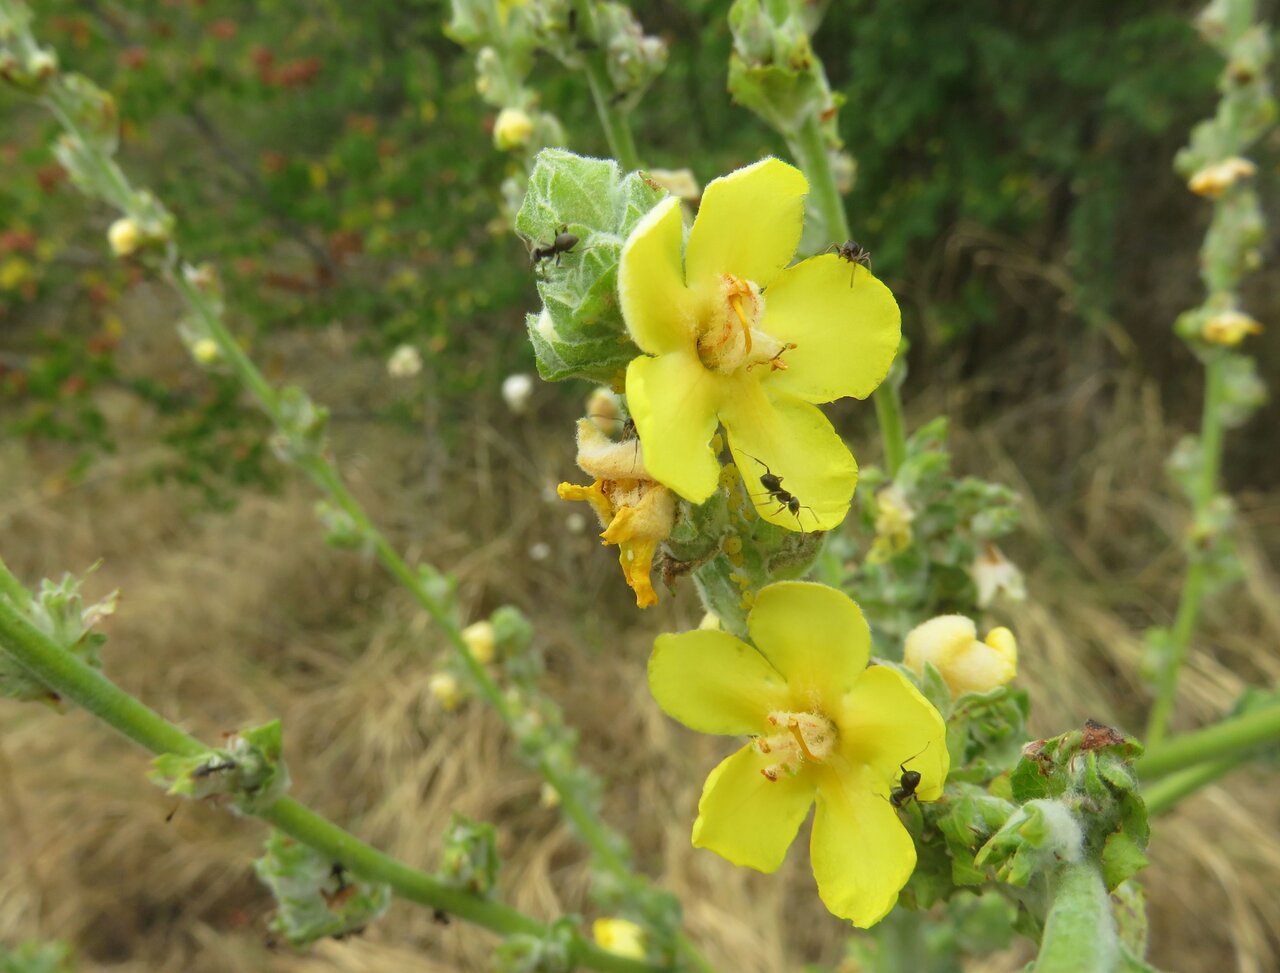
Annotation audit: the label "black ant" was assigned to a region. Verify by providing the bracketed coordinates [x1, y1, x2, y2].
[736, 451, 815, 527]
[530, 224, 579, 271]
[192, 756, 237, 778]
[433, 908, 452, 925]
[888, 743, 930, 809]
[824, 239, 872, 285]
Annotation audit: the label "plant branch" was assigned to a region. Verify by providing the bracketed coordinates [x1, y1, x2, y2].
[1033, 860, 1118, 973]
[790, 114, 907, 476]
[0, 579, 658, 973]
[1142, 754, 1251, 816]
[1138, 701, 1280, 779]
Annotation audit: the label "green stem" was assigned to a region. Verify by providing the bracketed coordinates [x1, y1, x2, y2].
[1146, 354, 1228, 745]
[0, 580, 658, 973]
[1137, 702, 1280, 779]
[581, 51, 641, 170]
[10, 50, 715, 971]
[1033, 861, 1118, 973]
[790, 114, 907, 477]
[0, 560, 32, 608]
[1142, 754, 1250, 816]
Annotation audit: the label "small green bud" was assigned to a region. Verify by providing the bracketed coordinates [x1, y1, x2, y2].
[149, 719, 290, 815]
[270, 387, 330, 464]
[438, 814, 500, 896]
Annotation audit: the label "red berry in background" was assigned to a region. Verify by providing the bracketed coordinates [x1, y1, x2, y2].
[209, 20, 237, 40]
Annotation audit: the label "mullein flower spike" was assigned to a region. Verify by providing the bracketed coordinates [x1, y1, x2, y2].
[618, 158, 901, 531]
[648, 581, 948, 927]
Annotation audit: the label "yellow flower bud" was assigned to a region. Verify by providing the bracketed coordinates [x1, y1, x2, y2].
[903, 615, 1018, 696]
[698, 611, 722, 630]
[592, 918, 646, 959]
[1187, 156, 1257, 198]
[107, 217, 141, 257]
[493, 107, 535, 152]
[429, 672, 463, 711]
[645, 167, 702, 203]
[462, 620, 497, 665]
[192, 338, 220, 365]
[1202, 309, 1263, 347]
[539, 782, 561, 808]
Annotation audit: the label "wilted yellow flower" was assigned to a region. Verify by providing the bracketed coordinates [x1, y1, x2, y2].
[903, 615, 1017, 696]
[1202, 309, 1263, 347]
[650, 582, 948, 927]
[592, 917, 646, 959]
[559, 419, 675, 608]
[972, 544, 1026, 608]
[1188, 156, 1257, 198]
[619, 158, 900, 532]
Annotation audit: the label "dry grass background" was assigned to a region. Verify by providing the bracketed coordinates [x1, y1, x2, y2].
[1, 268, 1278, 973]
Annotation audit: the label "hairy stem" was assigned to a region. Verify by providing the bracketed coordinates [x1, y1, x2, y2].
[1033, 861, 1118, 973]
[1142, 754, 1251, 816]
[574, 0, 642, 171]
[1145, 345, 1228, 746]
[790, 114, 907, 476]
[0, 580, 657, 973]
[1138, 701, 1280, 779]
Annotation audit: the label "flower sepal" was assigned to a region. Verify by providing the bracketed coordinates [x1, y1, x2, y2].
[516, 149, 666, 384]
[149, 719, 290, 816]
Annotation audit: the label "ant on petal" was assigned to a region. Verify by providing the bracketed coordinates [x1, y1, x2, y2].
[824, 239, 872, 286]
[735, 450, 816, 529]
[889, 742, 931, 809]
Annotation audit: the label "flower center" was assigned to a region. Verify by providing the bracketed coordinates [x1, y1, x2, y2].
[753, 710, 837, 781]
[696, 274, 793, 375]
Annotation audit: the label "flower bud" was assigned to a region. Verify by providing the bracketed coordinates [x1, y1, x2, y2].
[904, 615, 1018, 696]
[502, 372, 534, 413]
[645, 167, 701, 203]
[592, 918, 646, 959]
[386, 343, 422, 378]
[493, 107, 534, 151]
[429, 672, 463, 711]
[972, 544, 1026, 608]
[107, 217, 141, 257]
[461, 620, 496, 665]
[1202, 309, 1263, 346]
[192, 338, 220, 365]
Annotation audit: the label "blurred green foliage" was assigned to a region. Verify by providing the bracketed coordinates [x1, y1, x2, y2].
[0, 0, 1225, 497]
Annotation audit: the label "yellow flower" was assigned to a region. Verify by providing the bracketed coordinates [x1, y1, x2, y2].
[903, 615, 1017, 696]
[559, 419, 675, 608]
[619, 158, 900, 532]
[648, 581, 948, 927]
[592, 917, 646, 959]
[870, 483, 914, 562]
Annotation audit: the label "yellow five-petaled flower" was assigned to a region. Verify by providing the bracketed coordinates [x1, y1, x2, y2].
[648, 581, 948, 927]
[619, 158, 900, 531]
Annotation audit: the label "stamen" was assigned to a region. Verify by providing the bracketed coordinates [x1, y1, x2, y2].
[729, 297, 753, 355]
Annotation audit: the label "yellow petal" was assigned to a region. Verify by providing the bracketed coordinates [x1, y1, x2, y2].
[693, 744, 816, 872]
[836, 666, 949, 803]
[761, 255, 901, 403]
[721, 380, 857, 531]
[746, 582, 870, 713]
[649, 629, 789, 735]
[684, 158, 807, 290]
[618, 196, 697, 355]
[558, 479, 613, 527]
[626, 352, 725, 502]
[809, 764, 916, 927]
[617, 536, 660, 608]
